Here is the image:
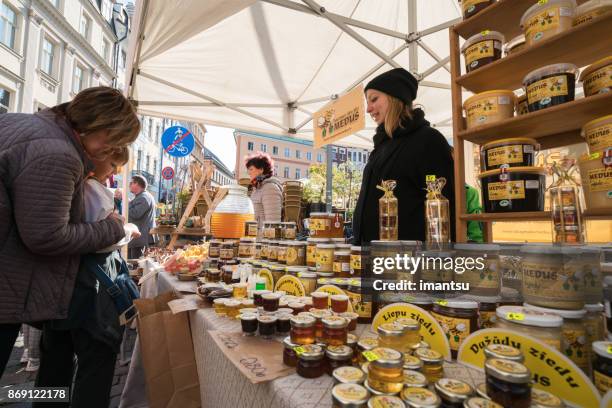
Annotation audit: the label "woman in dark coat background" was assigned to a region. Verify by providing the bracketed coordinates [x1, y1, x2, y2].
[352, 68, 455, 244]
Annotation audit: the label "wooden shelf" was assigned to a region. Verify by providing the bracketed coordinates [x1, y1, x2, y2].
[457, 92, 612, 148]
[583, 208, 612, 220]
[461, 212, 551, 222]
[454, 0, 589, 40]
[456, 14, 612, 93]
[173, 228, 208, 236]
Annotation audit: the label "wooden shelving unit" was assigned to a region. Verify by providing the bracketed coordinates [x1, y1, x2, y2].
[450, 1, 611, 243]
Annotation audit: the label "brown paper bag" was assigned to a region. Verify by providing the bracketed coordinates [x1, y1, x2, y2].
[135, 292, 201, 408]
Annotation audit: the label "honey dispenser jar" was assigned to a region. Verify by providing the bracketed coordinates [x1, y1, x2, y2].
[377, 180, 398, 241]
[425, 176, 450, 247]
[549, 158, 585, 244]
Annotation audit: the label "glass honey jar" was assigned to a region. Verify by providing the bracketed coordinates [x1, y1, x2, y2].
[332, 366, 366, 385]
[592, 341, 612, 395]
[276, 241, 288, 265]
[367, 395, 405, 408]
[267, 240, 279, 262]
[225, 299, 242, 319]
[377, 323, 406, 353]
[333, 250, 351, 278]
[240, 313, 258, 336]
[238, 237, 256, 258]
[414, 348, 443, 384]
[483, 344, 524, 363]
[331, 383, 370, 407]
[290, 315, 316, 345]
[283, 336, 299, 367]
[296, 344, 325, 378]
[311, 291, 329, 309]
[213, 298, 228, 316]
[307, 238, 328, 267]
[286, 241, 307, 266]
[326, 345, 354, 375]
[400, 387, 441, 408]
[276, 313, 291, 334]
[434, 378, 474, 407]
[340, 312, 359, 331]
[403, 355, 423, 372]
[259, 239, 269, 260]
[367, 347, 404, 395]
[281, 222, 297, 240]
[530, 388, 565, 408]
[323, 316, 349, 346]
[316, 243, 335, 273]
[209, 240, 222, 258]
[257, 315, 278, 338]
[394, 318, 421, 350]
[357, 338, 379, 364]
[262, 292, 282, 312]
[403, 370, 428, 388]
[484, 358, 531, 408]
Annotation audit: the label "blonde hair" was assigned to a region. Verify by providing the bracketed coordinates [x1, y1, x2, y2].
[53, 86, 140, 147]
[110, 146, 129, 166]
[384, 95, 414, 137]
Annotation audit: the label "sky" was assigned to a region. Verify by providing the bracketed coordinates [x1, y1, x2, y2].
[204, 126, 237, 172]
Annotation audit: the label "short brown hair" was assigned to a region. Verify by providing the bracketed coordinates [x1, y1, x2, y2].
[110, 146, 129, 166]
[53, 86, 140, 147]
[245, 152, 274, 177]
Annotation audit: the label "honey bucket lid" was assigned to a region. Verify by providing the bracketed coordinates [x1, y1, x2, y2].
[580, 55, 612, 81]
[582, 114, 612, 130]
[504, 34, 526, 53]
[592, 341, 612, 359]
[523, 303, 587, 319]
[585, 303, 604, 312]
[461, 30, 505, 53]
[481, 137, 539, 151]
[496, 306, 563, 327]
[479, 166, 547, 178]
[575, 0, 612, 15]
[523, 63, 579, 86]
[463, 90, 517, 109]
[520, 0, 577, 28]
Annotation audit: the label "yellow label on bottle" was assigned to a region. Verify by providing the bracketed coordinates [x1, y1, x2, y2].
[583, 65, 612, 96]
[526, 74, 569, 105]
[310, 219, 329, 231]
[333, 261, 349, 273]
[487, 181, 525, 200]
[426, 175, 437, 182]
[585, 122, 612, 152]
[464, 40, 495, 66]
[346, 288, 371, 318]
[466, 97, 500, 123]
[487, 145, 524, 166]
[350, 254, 361, 271]
[286, 247, 297, 263]
[587, 166, 612, 192]
[506, 312, 525, 321]
[430, 311, 472, 351]
[525, 6, 561, 42]
[594, 370, 612, 394]
[363, 351, 380, 362]
[293, 346, 305, 355]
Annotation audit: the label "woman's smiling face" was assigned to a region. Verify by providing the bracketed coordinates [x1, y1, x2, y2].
[366, 89, 389, 125]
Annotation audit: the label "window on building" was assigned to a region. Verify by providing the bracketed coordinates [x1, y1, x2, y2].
[295, 150, 301, 159]
[306, 152, 312, 161]
[274, 164, 278, 176]
[102, 39, 110, 64]
[0, 2, 17, 49]
[283, 167, 289, 178]
[120, 50, 126, 69]
[305, 168, 309, 178]
[72, 63, 84, 94]
[0, 87, 10, 114]
[284, 147, 290, 158]
[247, 142, 254, 151]
[260, 143, 267, 152]
[272, 146, 278, 155]
[101, 0, 112, 21]
[80, 13, 91, 40]
[358, 152, 362, 162]
[295, 168, 301, 179]
[136, 150, 142, 170]
[145, 155, 150, 172]
[153, 159, 158, 175]
[148, 119, 153, 140]
[40, 37, 55, 76]
[317, 153, 323, 163]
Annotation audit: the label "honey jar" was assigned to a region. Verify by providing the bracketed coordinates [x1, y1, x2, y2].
[530, 388, 565, 408]
[431, 300, 479, 358]
[347, 280, 374, 324]
[270, 264, 286, 284]
[288, 302, 305, 315]
[592, 341, 612, 395]
[296, 344, 325, 378]
[323, 316, 349, 346]
[331, 383, 370, 407]
[340, 312, 359, 331]
[286, 241, 307, 266]
[310, 212, 335, 238]
[367, 347, 404, 395]
[311, 291, 329, 309]
[350, 246, 363, 277]
[298, 271, 318, 295]
[584, 303, 606, 344]
[262, 292, 282, 312]
[231, 282, 247, 299]
[281, 222, 297, 240]
[434, 378, 474, 407]
[286, 265, 307, 277]
[326, 345, 354, 375]
[464, 397, 502, 408]
[495, 306, 563, 351]
[331, 294, 350, 313]
[257, 315, 277, 338]
[400, 387, 441, 408]
[377, 323, 407, 353]
[213, 298, 228, 316]
[332, 366, 366, 385]
[267, 241, 279, 262]
[334, 251, 351, 278]
[220, 242, 235, 261]
[209, 240, 222, 258]
[225, 299, 242, 318]
[394, 318, 421, 350]
[276, 241, 288, 265]
[238, 237, 256, 258]
[290, 315, 316, 344]
[357, 338, 379, 364]
[252, 290, 271, 307]
[403, 370, 428, 388]
[283, 336, 299, 367]
[485, 358, 531, 408]
[259, 240, 269, 260]
[307, 238, 328, 267]
[316, 243, 335, 273]
[403, 355, 423, 372]
[244, 221, 258, 238]
[240, 313, 258, 336]
[483, 344, 524, 363]
[414, 348, 443, 384]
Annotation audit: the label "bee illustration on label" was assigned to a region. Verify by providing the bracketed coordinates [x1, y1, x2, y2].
[564, 331, 587, 359]
[549, 77, 565, 92]
[541, 11, 555, 26]
[478, 43, 490, 55]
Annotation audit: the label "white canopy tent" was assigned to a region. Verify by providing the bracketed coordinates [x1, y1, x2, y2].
[125, 0, 462, 149]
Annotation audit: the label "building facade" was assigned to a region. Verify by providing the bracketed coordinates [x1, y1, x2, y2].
[234, 130, 329, 182]
[331, 145, 370, 170]
[1, 0, 118, 114]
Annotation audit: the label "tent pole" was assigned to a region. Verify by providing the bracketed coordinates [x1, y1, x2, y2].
[418, 18, 461, 37]
[138, 101, 288, 108]
[420, 56, 451, 80]
[325, 144, 333, 212]
[420, 81, 451, 90]
[127, 0, 149, 99]
[301, 0, 401, 69]
[408, 0, 418, 73]
[417, 40, 451, 73]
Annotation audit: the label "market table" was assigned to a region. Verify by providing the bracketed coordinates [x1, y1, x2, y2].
[121, 264, 486, 408]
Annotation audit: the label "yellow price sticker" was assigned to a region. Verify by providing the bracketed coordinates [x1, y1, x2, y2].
[293, 346, 306, 356]
[607, 345, 612, 354]
[435, 299, 448, 306]
[538, 0, 548, 4]
[426, 175, 437, 182]
[506, 312, 525, 321]
[481, 30, 490, 36]
[363, 351, 380, 362]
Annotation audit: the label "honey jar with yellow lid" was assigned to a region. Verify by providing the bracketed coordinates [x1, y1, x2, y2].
[485, 358, 531, 408]
[400, 387, 441, 408]
[434, 378, 474, 407]
[483, 344, 524, 363]
[331, 383, 370, 408]
[414, 348, 443, 384]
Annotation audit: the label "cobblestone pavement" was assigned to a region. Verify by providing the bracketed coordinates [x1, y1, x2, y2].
[0, 328, 137, 408]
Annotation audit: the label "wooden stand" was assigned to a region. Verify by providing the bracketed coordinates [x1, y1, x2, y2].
[168, 160, 215, 249]
[450, 2, 612, 242]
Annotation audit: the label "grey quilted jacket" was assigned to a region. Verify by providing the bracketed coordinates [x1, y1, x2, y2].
[0, 109, 125, 324]
[250, 176, 283, 236]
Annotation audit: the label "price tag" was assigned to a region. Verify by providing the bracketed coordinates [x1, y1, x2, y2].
[426, 175, 437, 182]
[481, 30, 490, 36]
[293, 346, 306, 356]
[362, 351, 380, 362]
[607, 345, 612, 354]
[435, 299, 448, 306]
[506, 312, 525, 321]
[538, 0, 548, 4]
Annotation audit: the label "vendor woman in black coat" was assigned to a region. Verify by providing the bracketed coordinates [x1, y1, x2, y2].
[352, 68, 455, 244]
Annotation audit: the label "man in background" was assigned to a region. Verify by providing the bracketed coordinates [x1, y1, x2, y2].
[127, 175, 157, 259]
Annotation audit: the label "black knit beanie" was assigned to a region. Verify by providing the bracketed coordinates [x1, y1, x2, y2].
[364, 68, 418, 104]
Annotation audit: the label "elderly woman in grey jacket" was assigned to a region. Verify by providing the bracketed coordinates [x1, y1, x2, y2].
[246, 152, 283, 237]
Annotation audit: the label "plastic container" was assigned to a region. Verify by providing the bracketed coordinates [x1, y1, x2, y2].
[495, 306, 563, 350]
[582, 115, 612, 154]
[578, 152, 612, 211]
[454, 244, 501, 297]
[592, 341, 612, 394]
[580, 56, 612, 96]
[516, 94, 529, 115]
[431, 300, 479, 358]
[463, 90, 516, 129]
[520, 0, 576, 46]
[504, 35, 526, 55]
[479, 167, 546, 212]
[480, 138, 539, 171]
[461, 31, 505, 73]
[210, 185, 255, 239]
[523, 63, 578, 112]
[573, 0, 612, 25]
[460, 0, 495, 19]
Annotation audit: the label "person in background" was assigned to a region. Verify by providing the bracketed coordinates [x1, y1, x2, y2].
[0, 87, 139, 378]
[450, 147, 484, 243]
[352, 68, 455, 244]
[245, 152, 283, 237]
[114, 188, 123, 215]
[36, 148, 139, 407]
[128, 175, 157, 259]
